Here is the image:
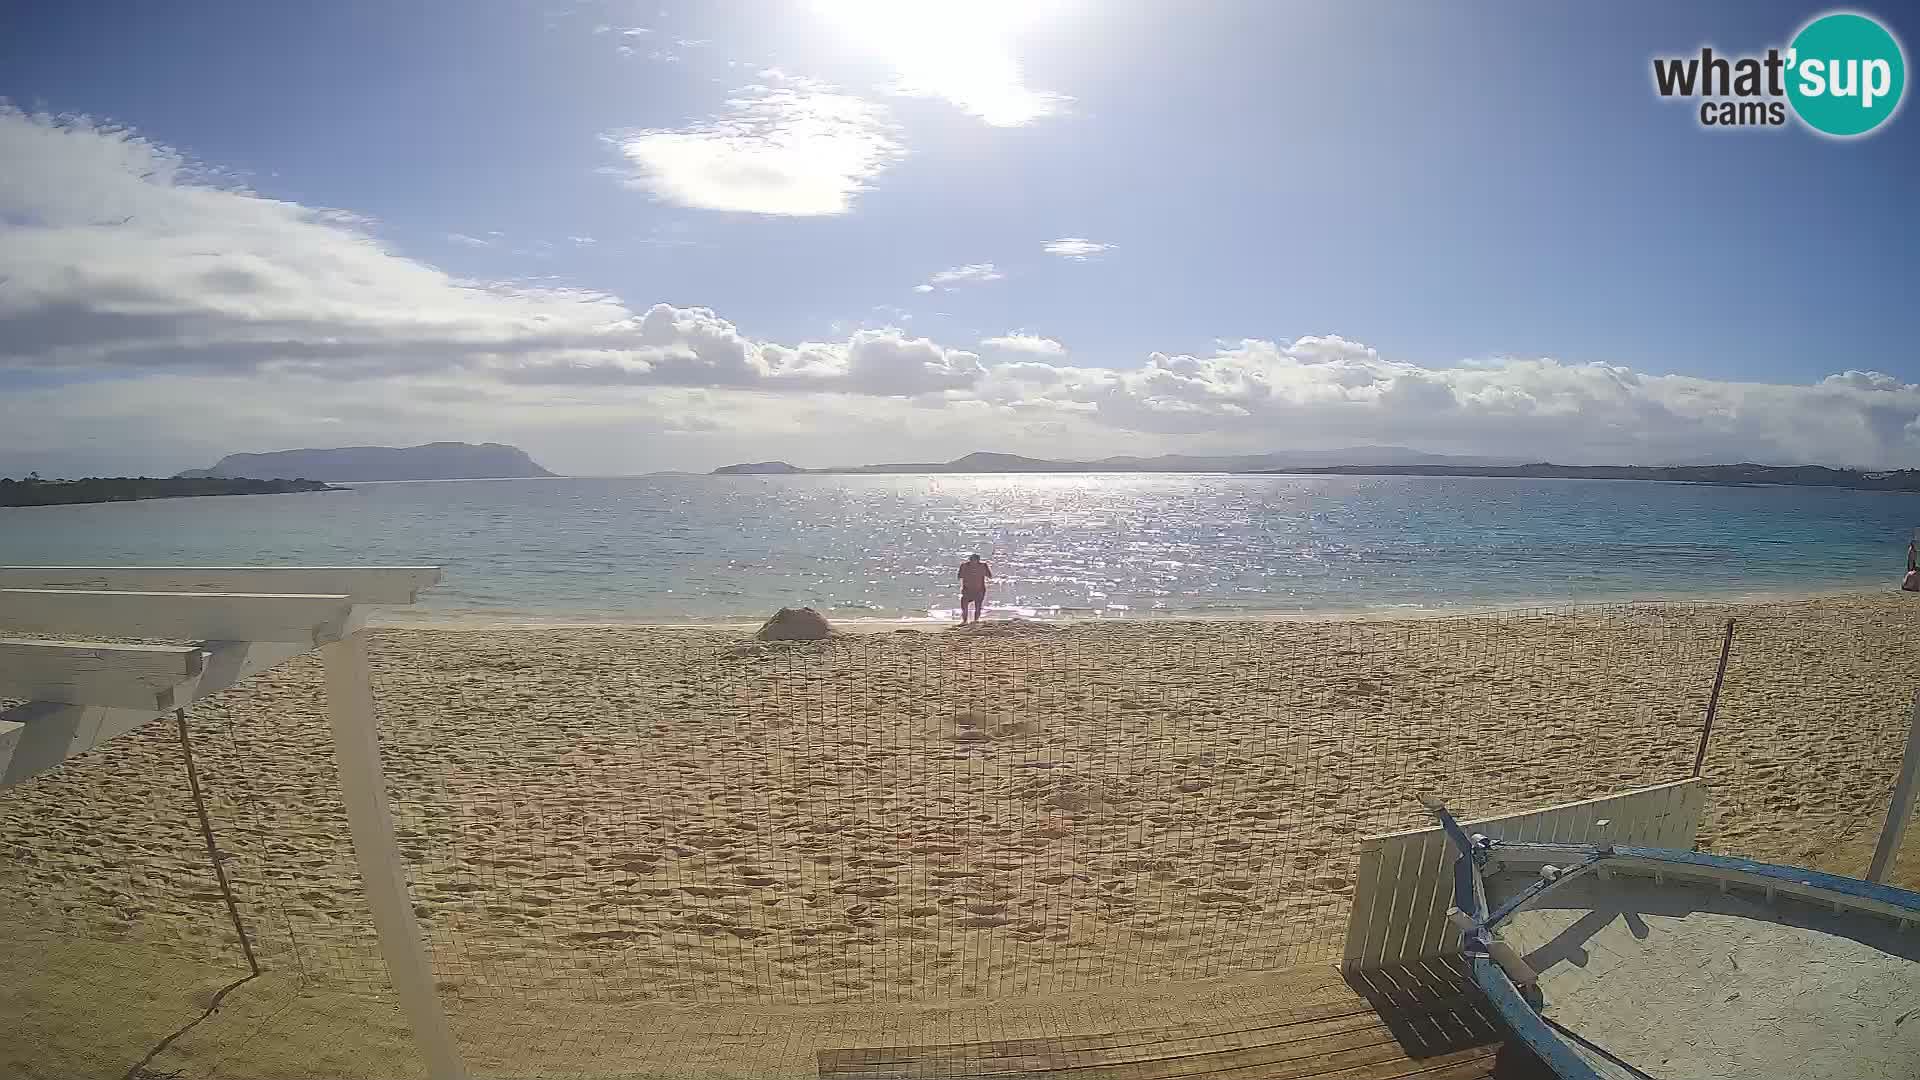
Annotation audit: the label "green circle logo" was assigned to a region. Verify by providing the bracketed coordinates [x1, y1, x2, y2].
[1788, 12, 1906, 136]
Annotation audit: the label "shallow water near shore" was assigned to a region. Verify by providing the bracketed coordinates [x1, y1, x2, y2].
[1, 472, 1914, 620]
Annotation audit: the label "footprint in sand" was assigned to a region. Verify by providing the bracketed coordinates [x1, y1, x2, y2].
[952, 914, 1012, 928]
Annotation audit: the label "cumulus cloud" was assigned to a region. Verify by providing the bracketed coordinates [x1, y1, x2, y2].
[503, 307, 985, 398]
[918, 263, 1003, 291]
[1823, 370, 1912, 392]
[8, 106, 1920, 475]
[981, 333, 1066, 357]
[0, 106, 635, 380]
[604, 74, 904, 215]
[965, 337, 1920, 469]
[841, 329, 985, 394]
[1042, 237, 1113, 260]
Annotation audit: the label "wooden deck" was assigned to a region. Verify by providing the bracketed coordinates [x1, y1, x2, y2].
[818, 959, 1550, 1079]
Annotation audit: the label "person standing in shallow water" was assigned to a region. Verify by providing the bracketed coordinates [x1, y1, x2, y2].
[957, 554, 993, 624]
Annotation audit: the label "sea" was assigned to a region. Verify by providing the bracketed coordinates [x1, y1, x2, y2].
[1, 474, 1914, 623]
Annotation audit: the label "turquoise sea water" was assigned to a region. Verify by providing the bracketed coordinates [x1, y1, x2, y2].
[1, 474, 1915, 621]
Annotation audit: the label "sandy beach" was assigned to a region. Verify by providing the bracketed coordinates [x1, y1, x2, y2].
[4, 592, 1919, 1078]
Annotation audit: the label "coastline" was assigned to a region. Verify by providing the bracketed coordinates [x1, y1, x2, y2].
[364, 579, 1906, 630]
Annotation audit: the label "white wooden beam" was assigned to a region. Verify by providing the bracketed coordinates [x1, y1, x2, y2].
[0, 589, 358, 646]
[0, 567, 440, 605]
[0, 638, 206, 710]
[1342, 779, 1707, 972]
[1360, 779, 1706, 845]
[323, 630, 468, 1080]
[1868, 688, 1920, 883]
[0, 640, 308, 787]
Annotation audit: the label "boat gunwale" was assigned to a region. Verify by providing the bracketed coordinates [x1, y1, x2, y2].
[1462, 844, 1920, 1079]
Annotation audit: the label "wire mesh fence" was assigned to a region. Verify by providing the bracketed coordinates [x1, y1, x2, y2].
[380, 604, 1737, 1008]
[0, 658, 413, 1080]
[2, 596, 1917, 1077]
[1692, 604, 1920, 870]
[0, 699, 291, 1079]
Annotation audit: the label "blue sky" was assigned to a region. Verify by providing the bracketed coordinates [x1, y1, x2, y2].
[2, 1, 1918, 475]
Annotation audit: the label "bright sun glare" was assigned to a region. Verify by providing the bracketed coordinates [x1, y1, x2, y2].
[813, 0, 1070, 126]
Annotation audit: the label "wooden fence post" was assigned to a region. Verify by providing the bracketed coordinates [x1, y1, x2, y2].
[322, 629, 468, 1080]
[1692, 619, 1735, 778]
[1867, 688, 1920, 884]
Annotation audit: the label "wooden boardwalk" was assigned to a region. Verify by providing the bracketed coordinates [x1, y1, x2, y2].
[817, 959, 1549, 1080]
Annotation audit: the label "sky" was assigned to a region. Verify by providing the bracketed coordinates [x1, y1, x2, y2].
[2, 0, 1918, 477]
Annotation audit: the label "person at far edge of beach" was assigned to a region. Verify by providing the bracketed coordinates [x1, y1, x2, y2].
[1904, 537, 1919, 592]
[958, 554, 993, 624]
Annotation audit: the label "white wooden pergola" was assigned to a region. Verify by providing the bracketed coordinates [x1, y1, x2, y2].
[0, 566, 468, 1080]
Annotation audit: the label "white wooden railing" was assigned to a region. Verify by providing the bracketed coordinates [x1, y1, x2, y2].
[1342, 779, 1708, 972]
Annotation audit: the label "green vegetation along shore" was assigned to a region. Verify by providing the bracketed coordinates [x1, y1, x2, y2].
[1, 476, 339, 507]
[1263, 462, 1920, 491]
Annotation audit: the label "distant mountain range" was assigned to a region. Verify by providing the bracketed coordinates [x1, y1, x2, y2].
[176, 442, 556, 482]
[710, 452, 1920, 492]
[713, 447, 1515, 475]
[1268, 462, 1920, 491]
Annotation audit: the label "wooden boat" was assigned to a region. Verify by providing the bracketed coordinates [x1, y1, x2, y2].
[1426, 800, 1920, 1080]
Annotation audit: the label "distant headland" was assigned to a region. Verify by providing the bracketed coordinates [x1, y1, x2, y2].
[2, 476, 339, 508]
[175, 442, 556, 482]
[713, 447, 1511, 475]
[712, 451, 1920, 492]
[1263, 462, 1920, 491]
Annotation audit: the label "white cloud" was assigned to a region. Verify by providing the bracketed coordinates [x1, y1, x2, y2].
[840, 329, 985, 395]
[1823, 370, 1911, 392]
[0, 106, 630, 381]
[918, 263, 1003, 291]
[604, 75, 904, 216]
[956, 338, 1920, 469]
[981, 333, 1065, 357]
[448, 232, 491, 247]
[813, 0, 1070, 127]
[885, 52, 1068, 127]
[1042, 237, 1113, 260]
[502, 307, 984, 398]
[8, 106, 1920, 476]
